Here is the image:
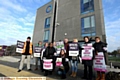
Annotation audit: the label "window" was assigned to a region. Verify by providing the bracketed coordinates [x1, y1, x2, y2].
[81, 15, 96, 37]
[44, 30, 50, 42]
[45, 17, 51, 28]
[81, 0, 94, 14]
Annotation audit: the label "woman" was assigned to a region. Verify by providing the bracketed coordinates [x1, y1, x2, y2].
[43, 42, 56, 76]
[82, 36, 95, 80]
[40, 42, 48, 72]
[57, 49, 69, 79]
[70, 39, 81, 77]
[93, 37, 107, 80]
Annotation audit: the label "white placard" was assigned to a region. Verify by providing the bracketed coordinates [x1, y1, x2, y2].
[43, 59, 53, 70]
[69, 51, 79, 56]
[56, 58, 62, 67]
[34, 53, 40, 57]
[94, 52, 107, 72]
[16, 48, 23, 53]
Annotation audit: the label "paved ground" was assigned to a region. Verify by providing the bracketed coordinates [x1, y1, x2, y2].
[0, 56, 120, 80]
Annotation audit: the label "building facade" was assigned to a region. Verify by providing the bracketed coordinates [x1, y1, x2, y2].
[32, 0, 106, 45]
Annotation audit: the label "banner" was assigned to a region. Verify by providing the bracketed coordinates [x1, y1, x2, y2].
[43, 59, 53, 70]
[34, 46, 41, 57]
[81, 43, 93, 60]
[16, 40, 24, 53]
[69, 43, 79, 56]
[55, 41, 65, 55]
[56, 58, 62, 67]
[94, 52, 107, 72]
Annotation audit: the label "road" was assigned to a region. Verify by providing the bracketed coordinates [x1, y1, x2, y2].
[0, 56, 120, 80]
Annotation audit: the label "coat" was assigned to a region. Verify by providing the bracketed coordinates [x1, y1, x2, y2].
[43, 46, 56, 59]
[82, 42, 95, 66]
[93, 41, 107, 64]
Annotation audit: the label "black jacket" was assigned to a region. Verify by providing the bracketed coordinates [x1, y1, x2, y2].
[93, 41, 107, 64]
[82, 42, 95, 66]
[43, 47, 56, 59]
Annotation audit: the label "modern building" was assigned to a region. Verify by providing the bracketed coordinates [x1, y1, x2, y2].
[32, 0, 106, 45]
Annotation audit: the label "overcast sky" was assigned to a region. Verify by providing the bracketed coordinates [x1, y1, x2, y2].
[0, 0, 119, 52]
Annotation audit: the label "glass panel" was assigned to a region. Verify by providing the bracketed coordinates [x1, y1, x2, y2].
[82, 33, 91, 37]
[83, 0, 89, 3]
[44, 30, 50, 41]
[91, 16, 95, 27]
[45, 17, 51, 28]
[84, 17, 90, 28]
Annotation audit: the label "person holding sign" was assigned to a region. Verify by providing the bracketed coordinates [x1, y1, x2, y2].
[18, 37, 33, 72]
[34, 41, 43, 70]
[40, 42, 48, 72]
[64, 38, 70, 59]
[93, 37, 107, 80]
[81, 36, 95, 80]
[43, 42, 56, 76]
[69, 39, 81, 77]
[57, 49, 69, 79]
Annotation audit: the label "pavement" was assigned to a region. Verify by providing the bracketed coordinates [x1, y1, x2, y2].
[0, 56, 120, 80]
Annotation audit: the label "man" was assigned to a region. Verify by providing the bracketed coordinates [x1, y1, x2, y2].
[18, 37, 33, 72]
[64, 38, 70, 59]
[34, 41, 43, 70]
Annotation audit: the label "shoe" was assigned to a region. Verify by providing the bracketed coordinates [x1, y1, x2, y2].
[44, 73, 48, 76]
[61, 75, 66, 79]
[70, 72, 74, 77]
[34, 68, 38, 70]
[73, 72, 76, 77]
[17, 70, 21, 72]
[28, 69, 32, 71]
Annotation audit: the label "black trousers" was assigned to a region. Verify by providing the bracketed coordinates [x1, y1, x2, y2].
[84, 64, 93, 79]
[40, 59, 43, 71]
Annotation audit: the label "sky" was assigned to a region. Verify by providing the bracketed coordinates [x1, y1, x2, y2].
[0, 0, 119, 52]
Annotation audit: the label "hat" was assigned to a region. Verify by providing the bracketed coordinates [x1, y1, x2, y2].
[27, 36, 31, 40]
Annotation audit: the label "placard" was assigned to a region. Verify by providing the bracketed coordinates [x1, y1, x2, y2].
[16, 40, 24, 53]
[69, 43, 79, 56]
[94, 52, 107, 72]
[55, 41, 65, 55]
[81, 43, 93, 60]
[43, 59, 53, 70]
[34, 46, 41, 57]
[56, 58, 62, 67]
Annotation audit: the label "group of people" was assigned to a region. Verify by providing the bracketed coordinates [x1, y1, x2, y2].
[17, 36, 107, 80]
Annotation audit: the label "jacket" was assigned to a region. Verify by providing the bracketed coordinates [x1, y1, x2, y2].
[22, 41, 33, 55]
[93, 41, 107, 64]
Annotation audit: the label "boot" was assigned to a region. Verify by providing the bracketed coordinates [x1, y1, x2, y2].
[100, 73, 105, 80]
[73, 72, 76, 77]
[96, 71, 101, 80]
[70, 72, 74, 76]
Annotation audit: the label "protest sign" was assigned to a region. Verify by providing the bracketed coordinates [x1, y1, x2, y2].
[69, 43, 79, 56]
[55, 41, 65, 55]
[81, 43, 93, 60]
[94, 52, 107, 72]
[56, 58, 62, 67]
[34, 46, 41, 57]
[43, 59, 53, 70]
[16, 40, 24, 53]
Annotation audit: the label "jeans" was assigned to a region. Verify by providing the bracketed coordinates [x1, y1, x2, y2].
[70, 60, 78, 72]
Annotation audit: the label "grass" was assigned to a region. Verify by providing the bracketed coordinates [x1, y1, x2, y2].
[108, 56, 120, 62]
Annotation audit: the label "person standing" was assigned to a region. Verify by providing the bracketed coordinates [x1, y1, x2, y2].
[70, 39, 81, 77]
[34, 41, 43, 70]
[64, 38, 70, 60]
[43, 42, 56, 76]
[40, 42, 48, 72]
[93, 37, 107, 80]
[81, 36, 95, 80]
[18, 37, 33, 72]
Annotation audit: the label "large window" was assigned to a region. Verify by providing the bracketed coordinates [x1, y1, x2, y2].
[81, 0, 94, 14]
[81, 15, 96, 37]
[45, 17, 51, 28]
[44, 30, 50, 42]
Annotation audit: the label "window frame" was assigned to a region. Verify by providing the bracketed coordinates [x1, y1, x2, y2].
[44, 17, 51, 28]
[43, 30, 50, 42]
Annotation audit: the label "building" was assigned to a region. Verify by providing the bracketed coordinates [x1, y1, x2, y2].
[32, 0, 106, 45]
[0, 45, 7, 56]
